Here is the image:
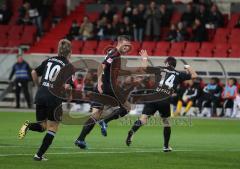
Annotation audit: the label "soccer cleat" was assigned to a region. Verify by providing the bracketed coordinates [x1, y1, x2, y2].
[18, 120, 30, 139]
[163, 146, 173, 152]
[126, 131, 134, 146]
[75, 140, 88, 149]
[99, 120, 108, 137]
[33, 154, 48, 161]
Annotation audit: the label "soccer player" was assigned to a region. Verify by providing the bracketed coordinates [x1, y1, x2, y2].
[75, 35, 133, 149]
[18, 39, 72, 161]
[126, 54, 197, 152]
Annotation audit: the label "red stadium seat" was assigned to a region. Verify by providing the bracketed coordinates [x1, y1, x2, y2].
[141, 41, 156, 55]
[0, 25, 9, 39]
[87, 12, 99, 22]
[213, 28, 230, 43]
[0, 39, 8, 47]
[95, 41, 113, 54]
[171, 11, 182, 24]
[130, 41, 141, 52]
[228, 29, 240, 44]
[228, 13, 240, 28]
[213, 43, 229, 57]
[183, 42, 200, 57]
[83, 40, 98, 51]
[81, 48, 95, 54]
[168, 42, 185, 57]
[7, 39, 22, 47]
[229, 44, 240, 58]
[198, 43, 214, 57]
[153, 42, 170, 56]
[72, 40, 84, 54]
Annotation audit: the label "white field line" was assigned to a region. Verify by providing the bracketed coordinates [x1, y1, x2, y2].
[1, 148, 240, 157]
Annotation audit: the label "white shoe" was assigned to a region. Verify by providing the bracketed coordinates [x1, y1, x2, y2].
[163, 146, 172, 152]
[33, 154, 48, 161]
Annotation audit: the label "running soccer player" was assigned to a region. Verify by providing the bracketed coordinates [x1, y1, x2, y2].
[18, 39, 72, 161]
[75, 35, 133, 149]
[126, 54, 197, 152]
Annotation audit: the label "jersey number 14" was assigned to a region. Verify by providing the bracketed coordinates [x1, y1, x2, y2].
[159, 73, 175, 89]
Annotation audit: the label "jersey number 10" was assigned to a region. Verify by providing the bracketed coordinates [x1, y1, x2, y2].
[44, 62, 61, 82]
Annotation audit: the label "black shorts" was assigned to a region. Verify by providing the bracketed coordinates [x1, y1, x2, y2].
[91, 83, 126, 109]
[142, 101, 171, 118]
[91, 85, 118, 109]
[35, 88, 62, 122]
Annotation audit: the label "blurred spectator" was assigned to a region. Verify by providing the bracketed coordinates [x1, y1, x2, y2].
[181, 3, 196, 27]
[207, 3, 224, 28]
[176, 22, 189, 41]
[192, 18, 207, 42]
[198, 78, 222, 117]
[159, 4, 171, 27]
[234, 17, 240, 28]
[122, 0, 133, 19]
[144, 1, 161, 41]
[196, 3, 208, 25]
[232, 89, 240, 118]
[0, 3, 11, 24]
[166, 23, 177, 42]
[111, 14, 122, 40]
[119, 16, 133, 38]
[27, 0, 44, 36]
[79, 16, 94, 41]
[17, 2, 31, 25]
[174, 80, 199, 116]
[99, 3, 114, 22]
[67, 20, 80, 40]
[9, 56, 32, 109]
[131, 7, 145, 42]
[222, 78, 238, 117]
[97, 16, 112, 40]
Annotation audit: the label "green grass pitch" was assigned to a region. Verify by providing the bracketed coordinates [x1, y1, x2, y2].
[0, 111, 240, 169]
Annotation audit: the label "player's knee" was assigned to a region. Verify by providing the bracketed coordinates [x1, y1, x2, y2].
[47, 121, 59, 133]
[162, 118, 171, 127]
[92, 108, 102, 119]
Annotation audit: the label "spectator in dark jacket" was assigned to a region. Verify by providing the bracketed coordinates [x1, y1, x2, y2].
[111, 14, 122, 40]
[166, 23, 177, 42]
[144, 1, 161, 41]
[17, 2, 31, 25]
[99, 3, 115, 22]
[177, 22, 189, 41]
[196, 3, 208, 25]
[192, 18, 207, 42]
[181, 3, 196, 27]
[122, 0, 133, 19]
[207, 4, 224, 28]
[119, 17, 133, 38]
[159, 4, 171, 27]
[131, 7, 145, 42]
[67, 20, 80, 40]
[0, 4, 11, 24]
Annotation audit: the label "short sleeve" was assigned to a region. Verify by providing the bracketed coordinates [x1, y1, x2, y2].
[102, 54, 114, 65]
[179, 72, 191, 82]
[35, 59, 48, 76]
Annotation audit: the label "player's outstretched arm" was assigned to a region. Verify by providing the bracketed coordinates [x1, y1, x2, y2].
[184, 65, 197, 79]
[31, 70, 39, 86]
[139, 49, 149, 68]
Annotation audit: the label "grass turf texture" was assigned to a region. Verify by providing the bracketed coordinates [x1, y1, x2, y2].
[0, 111, 240, 169]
